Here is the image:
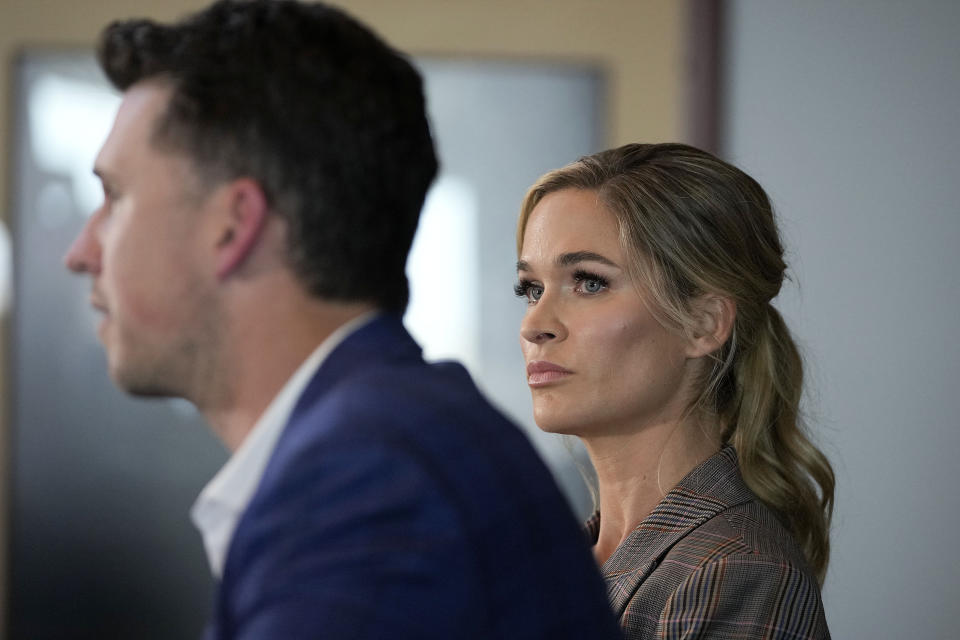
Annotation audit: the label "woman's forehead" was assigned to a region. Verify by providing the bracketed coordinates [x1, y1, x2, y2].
[521, 189, 621, 263]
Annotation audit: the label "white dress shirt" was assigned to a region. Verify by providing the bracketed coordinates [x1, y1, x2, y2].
[190, 312, 377, 578]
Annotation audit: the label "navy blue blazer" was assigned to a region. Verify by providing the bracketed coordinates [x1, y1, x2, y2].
[206, 315, 621, 639]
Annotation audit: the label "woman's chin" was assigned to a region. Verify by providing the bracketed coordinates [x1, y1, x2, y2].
[533, 412, 581, 437]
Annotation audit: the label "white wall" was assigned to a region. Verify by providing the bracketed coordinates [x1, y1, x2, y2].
[725, 2, 960, 638]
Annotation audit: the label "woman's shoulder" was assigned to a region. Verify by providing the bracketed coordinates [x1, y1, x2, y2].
[654, 446, 812, 568]
[616, 499, 828, 639]
[674, 496, 811, 568]
[609, 448, 829, 638]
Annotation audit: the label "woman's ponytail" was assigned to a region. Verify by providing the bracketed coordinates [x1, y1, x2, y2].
[730, 304, 834, 582]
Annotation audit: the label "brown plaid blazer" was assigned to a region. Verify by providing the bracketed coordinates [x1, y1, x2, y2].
[586, 446, 830, 639]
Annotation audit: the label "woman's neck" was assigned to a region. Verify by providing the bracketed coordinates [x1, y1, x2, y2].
[584, 418, 721, 566]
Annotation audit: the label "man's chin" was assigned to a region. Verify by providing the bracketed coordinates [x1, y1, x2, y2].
[109, 364, 182, 399]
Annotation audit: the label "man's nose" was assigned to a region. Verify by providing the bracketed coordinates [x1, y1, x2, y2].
[63, 214, 102, 275]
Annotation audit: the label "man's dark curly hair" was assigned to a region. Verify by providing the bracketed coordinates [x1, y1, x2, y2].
[97, 0, 438, 312]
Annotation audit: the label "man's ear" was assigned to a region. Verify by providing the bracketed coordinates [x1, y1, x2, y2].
[214, 178, 269, 280]
[686, 294, 737, 359]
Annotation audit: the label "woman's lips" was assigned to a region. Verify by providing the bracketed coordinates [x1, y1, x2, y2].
[526, 361, 573, 387]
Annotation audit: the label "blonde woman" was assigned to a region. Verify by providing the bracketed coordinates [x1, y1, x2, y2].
[515, 143, 833, 639]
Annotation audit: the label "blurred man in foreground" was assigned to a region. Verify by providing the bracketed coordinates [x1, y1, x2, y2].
[64, 1, 621, 638]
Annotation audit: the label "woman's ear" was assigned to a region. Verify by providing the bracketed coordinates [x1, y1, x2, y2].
[686, 294, 736, 358]
[214, 178, 269, 280]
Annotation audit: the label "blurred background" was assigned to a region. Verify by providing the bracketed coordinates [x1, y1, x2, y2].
[1, 1, 957, 638]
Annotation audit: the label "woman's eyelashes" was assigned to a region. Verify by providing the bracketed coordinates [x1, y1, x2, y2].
[572, 270, 609, 294]
[514, 278, 544, 303]
[514, 270, 610, 304]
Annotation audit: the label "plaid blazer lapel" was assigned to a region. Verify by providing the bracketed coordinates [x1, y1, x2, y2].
[589, 447, 754, 619]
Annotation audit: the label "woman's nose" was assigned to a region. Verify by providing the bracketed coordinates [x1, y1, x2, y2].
[520, 294, 566, 344]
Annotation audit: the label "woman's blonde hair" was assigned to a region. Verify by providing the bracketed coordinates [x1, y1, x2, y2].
[517, 143, 834, 582]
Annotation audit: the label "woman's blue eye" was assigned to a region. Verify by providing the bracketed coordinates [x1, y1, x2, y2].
[514, 280, 544, 303]
[573, 271, 608, 294]
[582, 279, 603, 293]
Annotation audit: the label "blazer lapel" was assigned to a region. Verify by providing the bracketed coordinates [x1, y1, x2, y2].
[594, 447, 754, 618]
[233, 313, 423, 539]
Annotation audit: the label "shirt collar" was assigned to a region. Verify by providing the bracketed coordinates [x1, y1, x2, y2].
[190, 311, 378, 577]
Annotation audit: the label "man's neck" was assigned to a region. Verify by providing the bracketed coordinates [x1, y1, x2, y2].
[197, 293, 377, 452]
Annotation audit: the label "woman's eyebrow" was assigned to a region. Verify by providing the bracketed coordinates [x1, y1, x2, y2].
[517, 251, 619, 273]
[556, 251, 618, 268]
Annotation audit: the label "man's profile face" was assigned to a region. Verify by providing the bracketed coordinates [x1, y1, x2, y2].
[64, 81, 219, 398]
